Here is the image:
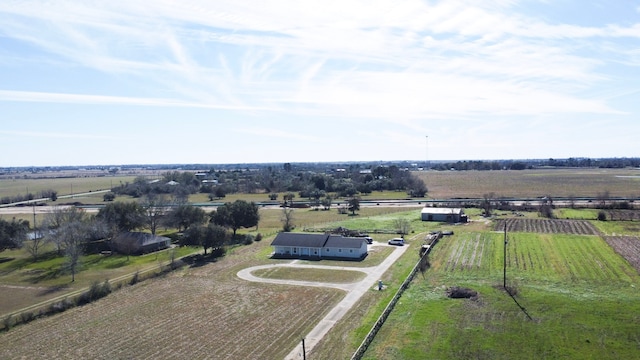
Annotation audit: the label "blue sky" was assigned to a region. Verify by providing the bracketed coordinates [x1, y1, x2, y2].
[1, 0, 639, 167]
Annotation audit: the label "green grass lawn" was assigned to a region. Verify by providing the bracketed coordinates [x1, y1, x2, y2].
[361, 228, 640, 360]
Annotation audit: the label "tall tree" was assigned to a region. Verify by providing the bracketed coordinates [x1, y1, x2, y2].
[141, 193, 170, 235]
[210, 200, 260, 238]
[44, 206, 86, 254]
[96, 201, 145, 239]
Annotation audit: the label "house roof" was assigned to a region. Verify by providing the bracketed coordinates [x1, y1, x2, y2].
[325, 236, 366, 249]
[114, 232, 170, 247]
[271, 233, 329, 248]
[421, 207, 464, 215]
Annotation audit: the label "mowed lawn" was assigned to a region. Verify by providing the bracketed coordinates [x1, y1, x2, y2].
[362, 229, 640, 359]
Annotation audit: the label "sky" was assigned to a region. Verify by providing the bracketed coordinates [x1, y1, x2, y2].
[1, 0, 639, 167]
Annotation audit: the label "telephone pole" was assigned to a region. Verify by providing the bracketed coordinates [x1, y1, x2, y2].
[425, 135, 429, 170]
[503, 222, 508, 289]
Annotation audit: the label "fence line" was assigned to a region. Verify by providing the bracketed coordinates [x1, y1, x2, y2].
[350, 243, 433, 360]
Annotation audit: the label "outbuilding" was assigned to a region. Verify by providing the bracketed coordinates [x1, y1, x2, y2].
[271, 232, 368, 260]
[421, 208, 467, 223]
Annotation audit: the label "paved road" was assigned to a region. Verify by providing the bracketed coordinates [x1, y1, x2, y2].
[236, 242, 410, 360]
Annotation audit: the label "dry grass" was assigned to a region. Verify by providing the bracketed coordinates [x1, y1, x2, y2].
[417, 168, 640, 198]
[252, 267, 367, 283]
[0, 240, 345, 359]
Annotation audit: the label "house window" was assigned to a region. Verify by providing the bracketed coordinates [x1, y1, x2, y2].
[293, 248, 297, 253]
[350, 249, 353, 253]
[326, 248, 329, 252]
[338, 249, 342, 252]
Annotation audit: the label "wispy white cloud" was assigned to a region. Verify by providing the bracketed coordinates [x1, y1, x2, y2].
[234, 127, 323, 143]
[0, 90, 275, 111]
[0, 0, 638, 165]
[0, 130, 119, 140]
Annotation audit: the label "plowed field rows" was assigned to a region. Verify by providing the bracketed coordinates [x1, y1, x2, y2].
[436, 232, 636, 284]
[444, 234, 489, 271]
[604, 236, 640, 273]
[494, 218, 600, 235]
[0, 258, 344, 359]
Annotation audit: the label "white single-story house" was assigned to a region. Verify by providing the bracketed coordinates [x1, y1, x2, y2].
[271, 232, 368, 260]
[421, 208, 468, 223]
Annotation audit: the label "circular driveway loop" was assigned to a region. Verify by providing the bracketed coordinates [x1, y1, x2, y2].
[236, 242, 410, 359]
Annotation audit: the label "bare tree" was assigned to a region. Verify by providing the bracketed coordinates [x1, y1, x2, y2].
[141, 193, 169, 236]
[597, 191, 610, 209]
[481, 193, 495, 217]
[281, 208, 295, 232]
[25, 228, 46, 260]
[59, 220, 88, 282]
[394, 218, 411, 235]
[43, 206, 86, 254]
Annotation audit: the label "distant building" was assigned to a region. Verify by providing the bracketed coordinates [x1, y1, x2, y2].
[421, 208, 467, 223]
[271, 232, 368, 260]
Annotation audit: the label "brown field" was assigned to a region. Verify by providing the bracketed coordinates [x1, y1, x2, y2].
[418, 168, 640, 198]
[494, 218, 601, 235]
[603, 236, 640, 273]
[605, 210, 640, 222]
[0, 242, 345, 359]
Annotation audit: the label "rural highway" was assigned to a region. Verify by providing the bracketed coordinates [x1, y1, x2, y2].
[237, 242, 410, 360]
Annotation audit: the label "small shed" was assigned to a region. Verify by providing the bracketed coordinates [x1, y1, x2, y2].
[421, 208, 467, 223]
[112, 232, 171, 255]
[271, 233, 368, 260]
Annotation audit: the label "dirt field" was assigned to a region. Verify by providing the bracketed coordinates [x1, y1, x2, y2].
[494, 218, 600, 235]
[603, 236, 640, 273]
[0, 245, 344, 359]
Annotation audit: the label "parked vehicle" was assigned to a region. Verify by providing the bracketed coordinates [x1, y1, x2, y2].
[364, 236, 373, 244]
[388, 238, 404, 246]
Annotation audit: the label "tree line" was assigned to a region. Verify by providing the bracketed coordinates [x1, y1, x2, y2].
[430, 157, 640, 171]
[1, 196, 260, 282]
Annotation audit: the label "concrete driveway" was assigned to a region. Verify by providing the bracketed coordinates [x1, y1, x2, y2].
[236, 242, 410, 359]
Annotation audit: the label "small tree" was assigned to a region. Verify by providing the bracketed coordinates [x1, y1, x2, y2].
[269, 193, 278, 201]
[283, 192, 295, 207]
[103, 192, 116, 202]
[0, 218, 28, 253]
[348, 197, 361, 215]
[210, 200, 260, 238]
[481, 193, 495, 217]
[166, 204, 206, 232]
[281, 208, 295, 232]
[321, 196, 333, 211]
[394, 218, 411, 235]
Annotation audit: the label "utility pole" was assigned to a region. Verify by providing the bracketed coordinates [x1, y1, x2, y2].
[503, 222, 508, 289]
[301, 338, 306, 360]
[425, 135, 429, 170]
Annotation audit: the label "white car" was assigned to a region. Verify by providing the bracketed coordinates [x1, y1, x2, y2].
[388, 238, 405, 246]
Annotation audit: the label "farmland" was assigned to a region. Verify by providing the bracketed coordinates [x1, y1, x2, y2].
[494, 218, 600, 235]
[361, 227, 640, 359]
[603, 236, 640, 273]
[1, 167, 639, 359]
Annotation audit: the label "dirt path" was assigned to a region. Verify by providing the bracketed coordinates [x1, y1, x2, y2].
[236, 242, 410, 359]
